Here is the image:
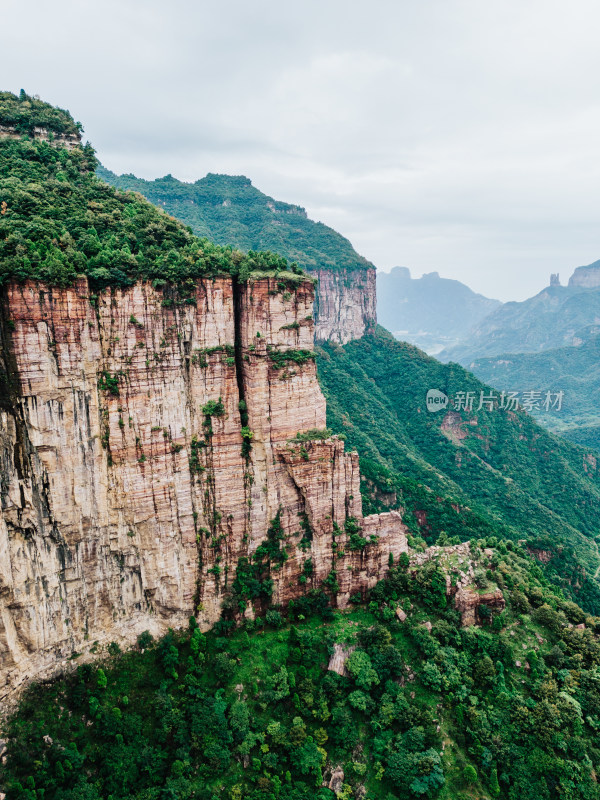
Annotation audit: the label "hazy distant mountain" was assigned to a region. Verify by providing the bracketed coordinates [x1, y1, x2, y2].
[376, 266, 501, 354]
[441, 260, 600, 364]
[468, 335, 600, 449]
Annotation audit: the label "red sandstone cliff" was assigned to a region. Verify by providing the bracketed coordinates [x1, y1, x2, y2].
[0, 274, 405, 700]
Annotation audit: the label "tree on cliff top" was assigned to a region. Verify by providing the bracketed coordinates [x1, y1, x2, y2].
[0, 92, 305, 289]
[97, 166, 374, 275]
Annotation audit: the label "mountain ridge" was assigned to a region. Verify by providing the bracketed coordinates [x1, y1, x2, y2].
[97, 165, 377, 342]
[441, 281, 600, 364]
[377, 266, 501, 354]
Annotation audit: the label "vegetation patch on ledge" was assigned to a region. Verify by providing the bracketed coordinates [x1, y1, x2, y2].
[248, 269, 314, 286]
[288, 428, 333, 443]
[267, 347, 316, 370]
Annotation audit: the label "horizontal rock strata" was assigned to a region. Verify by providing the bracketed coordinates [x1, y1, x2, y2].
[0, 274, 406, 700]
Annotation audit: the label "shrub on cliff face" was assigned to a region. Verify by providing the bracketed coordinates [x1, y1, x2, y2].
[289, 428, 332, 442]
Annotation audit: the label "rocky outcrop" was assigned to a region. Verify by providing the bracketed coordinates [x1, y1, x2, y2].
[411, 541, 506, 626]
[327, 643, 356, 676]
[0, 274, 406, 701]
[568, 260, 600, 288]
[0, 124, 81, 150]
[313, 268, 376, 344]
[454, 586, 505, 626]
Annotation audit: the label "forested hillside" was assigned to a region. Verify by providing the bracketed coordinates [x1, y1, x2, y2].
[0, 89, 81, 136]
[3, 543, 600, 800]
[97, 167, 372, 275]
[469, 335, 600, 449]
[317, 328, 600, 614]
[0, 92, 295, 289]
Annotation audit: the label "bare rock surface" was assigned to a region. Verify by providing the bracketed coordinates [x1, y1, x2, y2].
[313, 268, 376, 344]
[0, 275, 406, 702]
[327, 643, 357, 676]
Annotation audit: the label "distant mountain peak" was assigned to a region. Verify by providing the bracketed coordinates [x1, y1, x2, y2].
[377, 268, 501, 355]
[195, 172, 253, 188]
[441, 257, 600, 364]
[388, 266, 411, 279]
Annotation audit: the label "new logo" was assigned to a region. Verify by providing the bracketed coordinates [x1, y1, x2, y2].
[426, 389, 448, 412]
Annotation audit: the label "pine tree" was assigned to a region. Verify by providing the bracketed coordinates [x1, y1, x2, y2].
[490, 767, 501, 797]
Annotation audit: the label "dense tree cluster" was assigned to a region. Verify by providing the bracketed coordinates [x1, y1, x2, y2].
[97, 167, 373, 275]
[3, 544, 600, 799]
[0, 103, 302, 289]
[0, 90, 81, 136]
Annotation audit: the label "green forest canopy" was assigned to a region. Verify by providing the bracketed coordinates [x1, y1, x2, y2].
[3, 543, 600, 800]
[97, 166, 373, 275]
[0, 92, 303, 289]
[0, 90, 82, 136]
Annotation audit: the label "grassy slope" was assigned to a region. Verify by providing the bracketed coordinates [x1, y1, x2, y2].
[316, 329, 600, 613]
[97, 167, 373, 275]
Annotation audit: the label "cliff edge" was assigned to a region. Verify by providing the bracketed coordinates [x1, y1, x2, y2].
[96, 168, 377, 345]
[0, 275, 405, 701]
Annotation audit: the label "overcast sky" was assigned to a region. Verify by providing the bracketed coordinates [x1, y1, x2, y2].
[3, 0, 600, 301]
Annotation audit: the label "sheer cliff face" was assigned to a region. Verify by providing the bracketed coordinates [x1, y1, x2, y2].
[313, 268, 376, 344]
[568, 263, 600, 288]
[0, 275, 405, 700]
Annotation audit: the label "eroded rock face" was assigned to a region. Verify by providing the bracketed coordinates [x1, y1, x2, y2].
[568, 262, 600, 288]
[0, 125, 81, 151]
[313, 268, 376, 344]
[0, 275, 406, 700]
[410, 541, 506, 627]
[454, 586, 506, 626]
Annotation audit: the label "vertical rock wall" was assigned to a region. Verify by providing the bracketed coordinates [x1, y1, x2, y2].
[0, 274, 405, 701]
[313, 268, 377, 344]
